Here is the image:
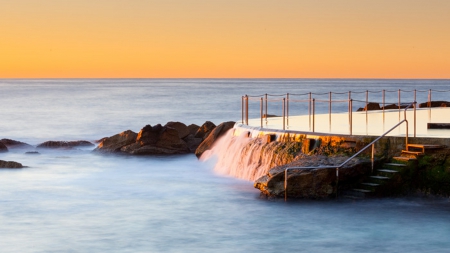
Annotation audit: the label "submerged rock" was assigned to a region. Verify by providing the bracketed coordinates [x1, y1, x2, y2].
[0, 142, 7, 153]
[0, 139, 34, 150]
[0, 160, 23, 169]
[37, 140, 94, 149]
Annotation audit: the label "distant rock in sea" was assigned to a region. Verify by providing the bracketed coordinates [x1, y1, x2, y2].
[37, 140, 95, 149]
[0, 160, 23, 169]
[0, 139, 34, 150]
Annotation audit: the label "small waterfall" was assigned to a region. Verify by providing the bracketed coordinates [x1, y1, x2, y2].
[201, 129, 300, 181]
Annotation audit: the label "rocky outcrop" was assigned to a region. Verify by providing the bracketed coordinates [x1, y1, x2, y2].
[418, 101, 450, 108]
[0, 139, 33, 150]
[0, 160, 23, 169]
[0, 142, 7, 153]
[195, 121, 235, 157]
[37, 140, 94, 149]
[94, 121, 206, 155]
[194, 121, 216, 140]
[255, 155, 371, 199]
[94, 130, 138, 153]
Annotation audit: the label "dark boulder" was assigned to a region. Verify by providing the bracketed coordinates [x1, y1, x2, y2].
[136, 125, 160, 146]
[194, 121, 216, 140]
[183, 134, 203, 152]
[187, 124, 200, 135]
[0, 142, 7, 153]
[37, 140, 94, 149]
[0, 160, 23, 169]
[165, 122, 190, 139]
[195, 121, 235, 158]
[418, 101, 450, 108]
[0, 139, 33, 150]
[94, 130, 138, 153]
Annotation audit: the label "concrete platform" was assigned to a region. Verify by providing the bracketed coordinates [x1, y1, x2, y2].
[246, 107, 450, 138]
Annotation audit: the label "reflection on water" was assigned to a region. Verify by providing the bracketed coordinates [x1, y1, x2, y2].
[0, 150, 449, 253]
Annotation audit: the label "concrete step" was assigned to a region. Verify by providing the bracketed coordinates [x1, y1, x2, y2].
[377, 169, 399, 173]
[406, 144, 446, 153]
[393, 156, 417, 162]
[353, 188, 373, 193]
[370, 175, 390, 180]
[383, 162, 407, 168]
[401, 150, 423, 156]
[361, 182, 380, 187]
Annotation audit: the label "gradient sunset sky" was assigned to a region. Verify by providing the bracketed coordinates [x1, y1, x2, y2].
[1, 0, 449, 78]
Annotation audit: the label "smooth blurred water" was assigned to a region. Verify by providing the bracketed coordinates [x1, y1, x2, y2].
[1, 79, 450, 252]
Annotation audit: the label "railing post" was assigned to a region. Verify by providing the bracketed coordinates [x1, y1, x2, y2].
[260, 97, 263, 128]
[348, 91, 352, 127]
[414, 101, 417, 137]
[285, 169, 288, 201]
[349, 99, 353, 135]
[336, 167, 339, 198]
[382, 89, 385, 125]
[265, 94, 268, 125]
[286, 93, 289, 128]
[329, 92, 332, 132]
[312, 98, 315, 132]
[371, 144, 375, 173]
[245, 95, 249, 125]
[428, 89, 432, 122]
[365, 90, 368, 132]
[414, 90, 417, 138]
[282, 98, 286, 130]
[308, 92, 312, 131]
[398, 89, 401, 121]
[241, 96, 244, 124]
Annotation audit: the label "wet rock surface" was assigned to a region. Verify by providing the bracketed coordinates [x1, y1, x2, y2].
[0, 160, 23, 169]
[94, 121, 233, 155]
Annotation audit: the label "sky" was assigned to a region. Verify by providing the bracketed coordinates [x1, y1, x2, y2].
[1, 0, 449, 79]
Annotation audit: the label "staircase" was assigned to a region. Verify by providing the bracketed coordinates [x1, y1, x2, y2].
[343, 143, 446, 199]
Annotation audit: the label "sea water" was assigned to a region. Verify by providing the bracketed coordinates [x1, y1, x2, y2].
[0, 79, 450, 252]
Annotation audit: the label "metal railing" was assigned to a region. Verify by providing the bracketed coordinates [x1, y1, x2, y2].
[242, 89, 450, 136]
[283, 102, 416, 200]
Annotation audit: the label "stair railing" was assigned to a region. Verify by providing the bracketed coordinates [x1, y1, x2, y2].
[284, 101, 416, 200]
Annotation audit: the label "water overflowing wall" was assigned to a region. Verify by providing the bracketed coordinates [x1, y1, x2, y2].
[200, 128, 302, 181]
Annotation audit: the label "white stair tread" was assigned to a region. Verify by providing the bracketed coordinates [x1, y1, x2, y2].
[361, 182, 379, 187]
[378, 169, 399, 173]
[384, 163, 406, 167]
[370, 175, 389, 180]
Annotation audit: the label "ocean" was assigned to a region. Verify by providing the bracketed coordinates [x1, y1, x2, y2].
[1, 79, 450, 252]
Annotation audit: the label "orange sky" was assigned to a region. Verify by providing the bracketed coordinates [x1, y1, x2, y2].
[1, 0, 449, 78]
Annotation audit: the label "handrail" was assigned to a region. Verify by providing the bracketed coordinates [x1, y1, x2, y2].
[284, 102, 416, 200]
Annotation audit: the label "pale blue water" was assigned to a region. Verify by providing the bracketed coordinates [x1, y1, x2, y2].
[0, 79, 450, 252]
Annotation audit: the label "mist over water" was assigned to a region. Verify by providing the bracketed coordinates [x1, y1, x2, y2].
[1, 79, 450, 252]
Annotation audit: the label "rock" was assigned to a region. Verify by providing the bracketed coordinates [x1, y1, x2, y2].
[194, 121, 216, 140]
[183, 134, 203, 152]
[0, 139, 33, 150]
[418, 101, 450, 108]
[187, 124, 200, 135]
[94, 130, 138, 153]
[195, 121, 235, 157]
[136, 125, 160, 146]
[254, 155, 371, 199]
[364, 103, 381, 111]
[37, 140, 94, 149]
[0, 142, 7, 153]
[156, 127, 189, 152]
[0, 160, 23, 169]
[25, 151, 40, 155]
[165, 122, 190, 139]
[130, 145, 188, 155]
